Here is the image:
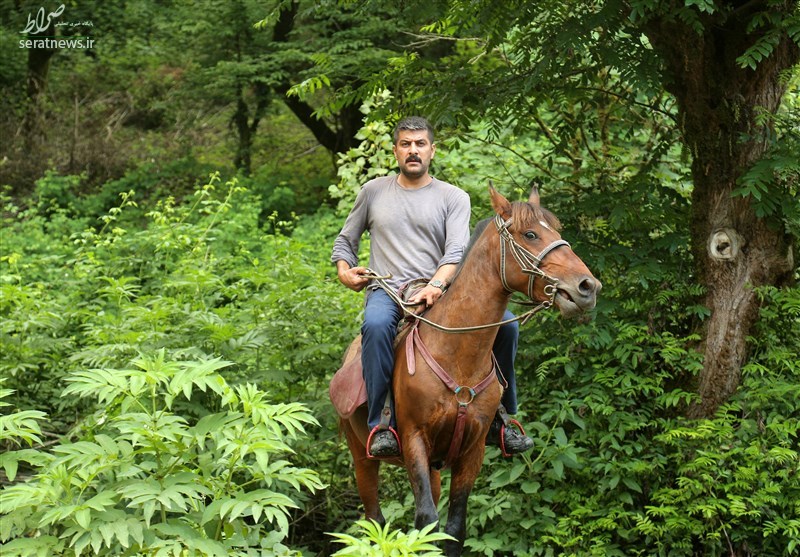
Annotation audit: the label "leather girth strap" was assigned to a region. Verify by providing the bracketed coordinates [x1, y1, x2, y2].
[405, 322, 499, 468]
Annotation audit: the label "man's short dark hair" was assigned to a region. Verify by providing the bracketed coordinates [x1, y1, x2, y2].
[393, 116, 434, 145]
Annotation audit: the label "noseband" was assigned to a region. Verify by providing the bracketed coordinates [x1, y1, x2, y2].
[494, 214, 569, 308]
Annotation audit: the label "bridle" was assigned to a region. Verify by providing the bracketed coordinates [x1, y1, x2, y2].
[494, 213, 570, 311]
[365, 213, 571, 332]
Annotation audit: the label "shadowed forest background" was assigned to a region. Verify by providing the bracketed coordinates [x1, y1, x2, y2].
[1, 1, 798, 556]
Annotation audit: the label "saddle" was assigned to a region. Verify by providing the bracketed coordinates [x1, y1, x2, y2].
[329, 279, 428, 419]
[329, 335, 366, 419]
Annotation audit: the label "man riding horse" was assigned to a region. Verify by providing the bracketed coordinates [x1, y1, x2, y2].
[331, 116, 532, 458]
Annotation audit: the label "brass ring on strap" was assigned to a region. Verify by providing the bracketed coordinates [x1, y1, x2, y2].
[454, 386, 476, 407]
[544, 284, 558, 297]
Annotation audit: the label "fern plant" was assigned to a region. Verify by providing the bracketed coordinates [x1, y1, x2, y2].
[0, 351, 325, 556]
[0, 381, 51, 483]
[329, 519, 452, 557]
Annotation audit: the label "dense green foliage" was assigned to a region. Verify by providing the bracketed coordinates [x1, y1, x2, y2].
[2, 0, 799, 555]
[0, 175, 353, 555]
[1, 354, 324, 556]
[3, 108, 798, 554]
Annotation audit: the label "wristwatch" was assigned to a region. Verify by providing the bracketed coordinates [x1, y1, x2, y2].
[428, 279, 447, 292]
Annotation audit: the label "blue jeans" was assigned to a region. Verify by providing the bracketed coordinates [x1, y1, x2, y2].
[361, 288, 520, 429]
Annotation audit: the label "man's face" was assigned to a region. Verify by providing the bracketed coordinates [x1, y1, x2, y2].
[393, 129, 435, 180]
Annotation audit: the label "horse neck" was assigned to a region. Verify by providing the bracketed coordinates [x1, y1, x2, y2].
[420, 232, 509, 371]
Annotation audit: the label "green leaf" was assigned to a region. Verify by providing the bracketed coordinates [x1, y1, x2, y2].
[2, 457, 18, 483]
[84, 490, 117, 511]
[551, 459, 564, 479]
[74, 508, 91, 530]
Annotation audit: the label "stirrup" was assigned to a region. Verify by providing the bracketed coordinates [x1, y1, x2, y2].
[499, 418, 528, 458]
[494, 404, 529, 457]
[366, 425, 402, 459]
[366, 400, 400, 459]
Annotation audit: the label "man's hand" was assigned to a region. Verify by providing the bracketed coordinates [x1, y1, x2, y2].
[338, 264, 370, 292]
[408, 284, 444, 308]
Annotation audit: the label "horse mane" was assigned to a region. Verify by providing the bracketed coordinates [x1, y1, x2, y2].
[463, 218, 491, 259]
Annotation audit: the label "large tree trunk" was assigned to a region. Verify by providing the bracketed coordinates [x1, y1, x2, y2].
[23, 32, 58, 157]
[279, 93, 364, 154]
[232, 83, 269, 176]
[232, 92, 253, 175]
[645, 2, 798, 418]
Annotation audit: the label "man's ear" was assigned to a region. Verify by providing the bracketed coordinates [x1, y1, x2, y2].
[489, 182, 512, 220]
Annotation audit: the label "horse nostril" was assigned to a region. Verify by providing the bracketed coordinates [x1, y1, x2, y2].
[579, 277, 598, 296]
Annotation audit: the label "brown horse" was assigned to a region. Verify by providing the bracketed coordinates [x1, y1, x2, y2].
[338, 186, 600, 556]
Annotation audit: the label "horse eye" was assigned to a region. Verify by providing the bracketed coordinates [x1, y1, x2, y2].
[524, 231, 537, 240]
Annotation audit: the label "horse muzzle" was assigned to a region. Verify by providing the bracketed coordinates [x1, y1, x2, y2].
[554, 275, 601, 317]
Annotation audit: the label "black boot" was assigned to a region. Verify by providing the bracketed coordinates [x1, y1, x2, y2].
[486, 415, 533, 455]
[369, 429, 400, 457]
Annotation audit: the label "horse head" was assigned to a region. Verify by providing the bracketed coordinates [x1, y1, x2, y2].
[489, 185, 600, 317]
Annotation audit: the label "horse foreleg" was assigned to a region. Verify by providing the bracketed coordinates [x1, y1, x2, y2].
[443, 445, 485, 557]
[343, 421, 385, 524]
[404, 434, 439, 530]
[354, 456, 384, 524]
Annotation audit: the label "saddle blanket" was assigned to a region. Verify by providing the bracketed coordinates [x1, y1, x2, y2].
[329, 335, 367, 419]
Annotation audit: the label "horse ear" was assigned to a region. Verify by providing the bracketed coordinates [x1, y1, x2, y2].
[489, 182, 512, 220]
[528, 185, 540, 208]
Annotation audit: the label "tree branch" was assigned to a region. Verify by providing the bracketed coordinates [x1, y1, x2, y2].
[574, 86, 679, 123]
[270, 0, 351, 153]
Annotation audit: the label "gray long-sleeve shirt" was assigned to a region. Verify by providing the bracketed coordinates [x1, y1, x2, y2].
[331, 175, 471, 292]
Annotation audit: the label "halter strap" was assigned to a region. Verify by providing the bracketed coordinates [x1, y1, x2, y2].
[366, 272, 551, 332]
[494, 214, 568, 303]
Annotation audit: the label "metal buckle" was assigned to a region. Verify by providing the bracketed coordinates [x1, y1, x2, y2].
[454, 386, 476, 407]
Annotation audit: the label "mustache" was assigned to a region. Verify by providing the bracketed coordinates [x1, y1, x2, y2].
[405, 155, 422, 163]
